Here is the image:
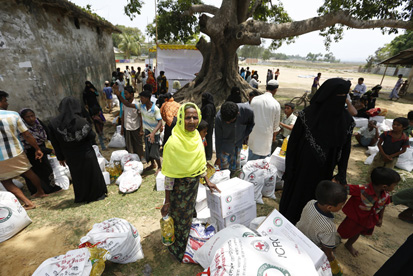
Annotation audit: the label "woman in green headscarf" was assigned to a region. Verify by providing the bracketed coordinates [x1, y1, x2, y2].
[161, 102, 220, 261]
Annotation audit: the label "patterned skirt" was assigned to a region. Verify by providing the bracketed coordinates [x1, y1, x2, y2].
[168, 176, 199, 261]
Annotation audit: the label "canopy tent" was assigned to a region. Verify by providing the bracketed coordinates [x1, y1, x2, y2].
[152, 44, 203, 92]
[378, 48, 413, 94]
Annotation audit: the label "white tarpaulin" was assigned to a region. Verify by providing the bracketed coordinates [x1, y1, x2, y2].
[155, 48, 203, 84]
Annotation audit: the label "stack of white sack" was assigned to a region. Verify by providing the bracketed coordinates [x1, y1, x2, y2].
[120, 153, 140, 169]
[206, 178, 256, 230]
[48, 155, 71, 190]
[365, 146, 413, 172]
[110, 150, 129, 164]
[115, 155, 143, 193]
[194, 224, 318, 276]
[79, 218, 144, 264]
[240, 158, 278, 204]
[0, 191, 32, 243]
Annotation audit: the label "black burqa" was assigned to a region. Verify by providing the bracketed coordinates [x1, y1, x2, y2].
[279, 78, 355, 224]
[48, 97, 107, 203]
[201, 93, 216, 160]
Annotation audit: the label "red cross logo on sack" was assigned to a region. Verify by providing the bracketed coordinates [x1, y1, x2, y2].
[252, 240, 269, 252]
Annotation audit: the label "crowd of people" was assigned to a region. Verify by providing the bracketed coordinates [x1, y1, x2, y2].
[1, 64, 412, 274]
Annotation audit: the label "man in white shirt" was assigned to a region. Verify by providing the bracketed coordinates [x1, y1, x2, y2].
[122, 86, 144, 161]
[248, 80, 281, 160]
[352, 78, 367, 98]
[249, 75, 259, 89]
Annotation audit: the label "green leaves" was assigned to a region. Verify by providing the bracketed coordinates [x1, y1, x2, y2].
[124, 0, 144, 20]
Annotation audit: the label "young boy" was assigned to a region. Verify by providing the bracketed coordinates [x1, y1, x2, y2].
[296, 180, 347, 275]
[404, 111, 413, 137]
[103, 81, 113, 113]
[368, 117, 409, 177]
[121, 86, 144, 161]
[354, 120, 379, 147]
[197, 120, 209, 147]
[114, 86, 163, 173]
[338, 167, 400, 257]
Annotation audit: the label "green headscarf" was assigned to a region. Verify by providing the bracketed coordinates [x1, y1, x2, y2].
[162, 103, 206, 178]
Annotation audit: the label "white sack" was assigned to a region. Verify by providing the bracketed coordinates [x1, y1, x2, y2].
[395, 148, 413, 172]
[364, 153, 376, 165]
[205, 236, 318, 276]
[108, 132, 126, 148]
[79, 218, 144, 264]
[110, 150, 129, 163]
[353, 117, 368, 128]
[194, 224, 258, 268]
[240, 147, 249, 167]
[240, 158, 277, 204]
[123, 161, 144, 174]
[119, 170, 142, 193]
[121, 154, 140, 168]
[32, 248, 92, 276]
[0, 191, 32, 243]
[366, 146, 379, 155]
[209, 170, 230, 184]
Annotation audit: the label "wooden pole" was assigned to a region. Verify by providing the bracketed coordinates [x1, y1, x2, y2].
[380, 65, 388, 85]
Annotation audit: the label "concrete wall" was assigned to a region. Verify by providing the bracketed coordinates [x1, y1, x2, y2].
[0, 1, 116, 119]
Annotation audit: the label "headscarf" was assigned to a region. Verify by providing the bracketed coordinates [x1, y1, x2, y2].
[50, 96, 92, 142]
[84, 81, 97, 93]
[162, 103, 206, 178]
[201, 92, 216, 115]
[19, 108, 47, 149]
[300, 78, 354, 161]
[146, 71, 156, 93]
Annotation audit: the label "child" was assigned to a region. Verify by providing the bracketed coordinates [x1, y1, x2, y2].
[197, 120, 209, 148]
[296, 180, 347, 276]
[368, 117, 409, 176]
[404, 111, 413, 137]
[338, 167, 400, 257]
[90, 106, 107, 150]
[354, 120, 379, 147]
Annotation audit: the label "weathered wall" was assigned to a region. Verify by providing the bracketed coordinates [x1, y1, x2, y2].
[0, 1, 116, 119]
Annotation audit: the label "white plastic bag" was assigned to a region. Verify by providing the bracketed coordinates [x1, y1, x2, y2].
[240, 147, 249, 167]
[32, 248, 92, 276]
[79, 218, 144, 264]
[121, 154, 140, 168]
[209, 170, 230, 184]
[0, 191, 32, 243]
[240, 159, 277, 204]
[108, 132, 126, 148]
[48, 156, 71, 190]
[395, 148, 413, 172]
[119, 170, 142, 193]
[366, 146, 379, 155]
[182, 222, 216, 264]
[110, 150, 128, 163]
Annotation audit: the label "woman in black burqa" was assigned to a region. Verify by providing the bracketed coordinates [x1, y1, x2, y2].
[201, 92, 216, 160]
[48, 97, 107, 203]
[279, 78, 355, 224]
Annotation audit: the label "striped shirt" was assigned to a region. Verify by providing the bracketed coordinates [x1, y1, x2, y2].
[296, 200, 338, 248]
[0, 110, 28, 161]
[134, 103, 162, 134]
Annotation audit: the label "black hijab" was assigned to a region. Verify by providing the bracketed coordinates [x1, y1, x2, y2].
[300, 78, 354, 158]
[51, 97, 91, 142]
[201, 92, 216, 117]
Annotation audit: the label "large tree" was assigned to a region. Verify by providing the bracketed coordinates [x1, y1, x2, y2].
[126, 0, 413, 104]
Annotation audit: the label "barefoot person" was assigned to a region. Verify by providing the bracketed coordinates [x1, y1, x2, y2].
[338, 167, 399, 256]
[160, 103, 220, 261]
[0, 91, 47, 209]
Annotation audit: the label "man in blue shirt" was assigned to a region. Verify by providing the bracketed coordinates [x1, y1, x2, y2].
[103, 81, 113, 113]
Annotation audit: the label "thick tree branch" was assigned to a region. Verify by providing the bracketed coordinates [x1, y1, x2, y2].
[184, 4, 219, 16]
[243, 10, 413, 40]
[235, 30, 261, 45]
[237, 0, 251, 23]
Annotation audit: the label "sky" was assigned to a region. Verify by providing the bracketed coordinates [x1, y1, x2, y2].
[69, 0, 404, 62]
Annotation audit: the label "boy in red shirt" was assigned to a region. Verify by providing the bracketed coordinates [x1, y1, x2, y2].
[338, 167, 400, 257]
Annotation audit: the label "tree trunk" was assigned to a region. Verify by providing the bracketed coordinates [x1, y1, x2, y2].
[173, 38, 255, 107]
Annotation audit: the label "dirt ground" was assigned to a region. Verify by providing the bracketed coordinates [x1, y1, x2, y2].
[1, 62, 412, 276]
